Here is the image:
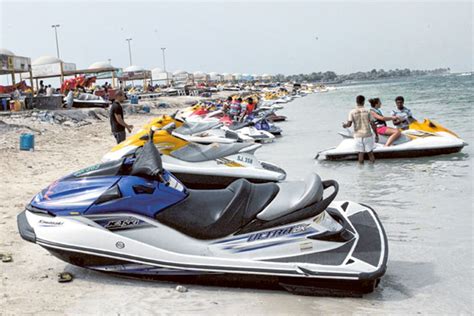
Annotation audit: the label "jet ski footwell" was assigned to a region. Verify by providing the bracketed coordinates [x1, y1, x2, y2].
[18, 201, 387, 297]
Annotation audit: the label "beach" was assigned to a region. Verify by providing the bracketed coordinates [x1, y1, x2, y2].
[1, 75, 472, 315]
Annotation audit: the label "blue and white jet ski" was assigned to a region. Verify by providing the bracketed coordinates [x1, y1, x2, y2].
[18, 131, 388, 296]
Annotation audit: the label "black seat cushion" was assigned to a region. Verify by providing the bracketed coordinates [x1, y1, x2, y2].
[155, 179, 279, 239]
[72, 159, 125, 178]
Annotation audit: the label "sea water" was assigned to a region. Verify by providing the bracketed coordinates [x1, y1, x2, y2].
[257, 73, 473, 313]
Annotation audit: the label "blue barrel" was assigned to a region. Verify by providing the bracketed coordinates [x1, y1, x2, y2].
[20, 133, 34, 151]
[130, 95, 139, 105]
[142, 105, 150, 113]
[1, 99, 7, 111]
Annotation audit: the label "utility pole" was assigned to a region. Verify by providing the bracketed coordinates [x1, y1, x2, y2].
[126, 38, 133, 66]
[51, 24, 61, 58]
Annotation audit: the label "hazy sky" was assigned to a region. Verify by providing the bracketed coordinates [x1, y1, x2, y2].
[0, 0, 472, 77]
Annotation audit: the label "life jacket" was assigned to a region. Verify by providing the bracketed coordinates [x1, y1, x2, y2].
[246, 102, 255, 114]
[370, 108, 387, 127]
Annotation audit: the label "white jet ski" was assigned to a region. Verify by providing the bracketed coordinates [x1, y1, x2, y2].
[316, 120, 467, 160]
[18, 133, 388, 296]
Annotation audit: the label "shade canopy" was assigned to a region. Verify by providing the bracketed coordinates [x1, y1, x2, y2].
[124, 65, 145, 72]
[88, 61, 114, 70]
[32, 55, 62, 66]
[0, 48, 15, 56]
[173, 70, 187, 76]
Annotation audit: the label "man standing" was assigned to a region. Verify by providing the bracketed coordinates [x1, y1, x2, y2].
[46, 85, 53, 96]
[38, 80, 45, 95]
[110, 90, 133, 144]
[391, 96, 416, 130]
[343, 95, 379, 164]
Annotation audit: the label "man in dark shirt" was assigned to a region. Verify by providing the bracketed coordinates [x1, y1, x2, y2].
[110, 90, 133, 144]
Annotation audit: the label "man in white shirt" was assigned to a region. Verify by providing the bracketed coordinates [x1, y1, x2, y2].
[343, 95, 379, 164]
[391, 96, 416, 130]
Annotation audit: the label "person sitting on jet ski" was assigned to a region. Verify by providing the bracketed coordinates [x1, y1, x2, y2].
[369, 98, 401, 146]
[221, 96, 233, 114]
[391, 96, 416, 130]
[229, 97, 244, 121]
[239, 97, 257, 121]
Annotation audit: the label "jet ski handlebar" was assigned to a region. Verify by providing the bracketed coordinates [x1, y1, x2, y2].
[140, 122, 177, 140]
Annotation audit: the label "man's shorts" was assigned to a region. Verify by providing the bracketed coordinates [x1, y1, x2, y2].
[354, 136, 375, 153]
[113, 131, 126, 144]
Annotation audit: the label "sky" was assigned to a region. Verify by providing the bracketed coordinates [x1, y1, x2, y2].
[0, 0, 472, 81]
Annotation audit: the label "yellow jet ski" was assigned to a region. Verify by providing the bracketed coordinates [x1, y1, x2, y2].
[316, 119, 467, 160]
[103, 121, 286, 189]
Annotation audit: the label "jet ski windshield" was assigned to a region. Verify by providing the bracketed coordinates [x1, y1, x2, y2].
[131, 130, 164, 179]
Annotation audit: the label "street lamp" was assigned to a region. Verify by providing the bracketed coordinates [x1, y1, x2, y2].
[51, 24, 61, 58]
[161, 47, 168, 85]
[160, 47, 167, 72]
[125, 38, 133, 66]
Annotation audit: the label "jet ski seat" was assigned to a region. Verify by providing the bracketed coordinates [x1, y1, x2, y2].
[170, 142, 253, 162]
[174, 121, 221, 135]
[72, 159, 125, 178]
[256, 173, 324, 221]
[377, 134, 410, 145]
[155, 179, 279, 239]
[229, 121, 250, 131]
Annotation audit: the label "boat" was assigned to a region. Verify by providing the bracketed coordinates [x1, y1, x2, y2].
[316, 119, 467, 160]
[18, 133, 388, 296]
[67, 93, 110, 108]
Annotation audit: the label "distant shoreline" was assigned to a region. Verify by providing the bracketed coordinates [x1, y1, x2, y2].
[279, 68, 453, 85]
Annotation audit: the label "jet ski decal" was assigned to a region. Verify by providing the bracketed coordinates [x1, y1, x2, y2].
[94, 216, 153, 231]
[219, 225, 318, 253]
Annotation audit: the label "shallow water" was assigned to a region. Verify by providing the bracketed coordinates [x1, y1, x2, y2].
[257, 74, 473, 312]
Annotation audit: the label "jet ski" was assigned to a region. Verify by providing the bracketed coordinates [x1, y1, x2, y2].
[260, 109, 287, 123]
[252, 116, 282, 136]
[66, 93, 110, 108]
[103, 125, 285, 189]
[228, 121, 276, 143]
[316, 119, 467, 160]
[18, 132, 388, 296]
[137, 114, 254, 144]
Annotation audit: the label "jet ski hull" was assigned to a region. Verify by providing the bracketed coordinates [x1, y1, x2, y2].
[318, 133, 466, 160]
[267, 115, 287, 122]
[72, 100, 110, 108]
[324, 145, 464, 160]
[18, 200, 387, 297]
